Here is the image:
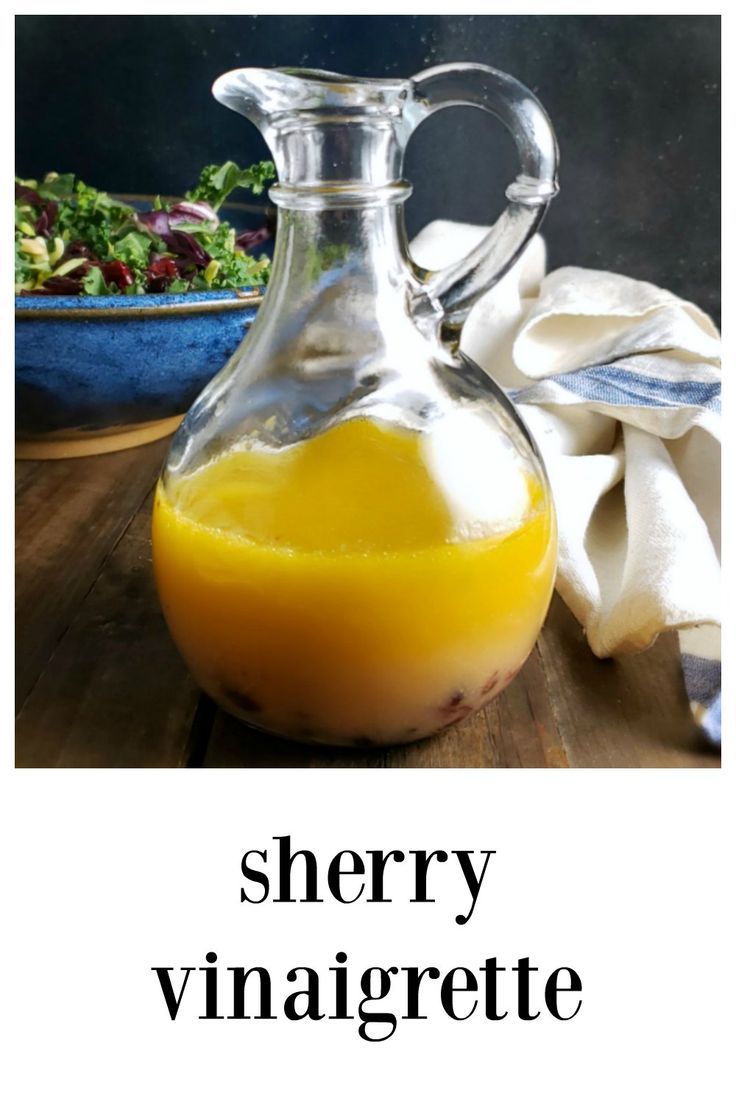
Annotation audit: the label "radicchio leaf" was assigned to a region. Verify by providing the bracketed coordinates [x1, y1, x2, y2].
[163, 229, 210, 267]
[135, 208, 171, 237]
[15, 182, 43, 207]
[146, 254, 179, 292]
[34, 200, 58, 237]
[168, 200, 219, 228]
[135, 208, 210, 268]
[99, 259, 134, 289]
[24, 275, 85, 296]
[65, 240, 94, 259]
[235, 224, 271, 252]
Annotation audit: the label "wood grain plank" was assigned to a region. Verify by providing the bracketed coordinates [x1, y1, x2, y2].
[16, 487, 200, 768]
[536, 597, 719, 768]
[15, 439, 170, 709]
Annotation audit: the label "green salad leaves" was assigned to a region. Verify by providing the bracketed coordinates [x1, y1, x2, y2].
[186, 160, 275, 211]
[15, 161, 275, 296]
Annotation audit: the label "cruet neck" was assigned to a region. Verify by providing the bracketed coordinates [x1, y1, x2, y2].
[212, 67, 419, 196]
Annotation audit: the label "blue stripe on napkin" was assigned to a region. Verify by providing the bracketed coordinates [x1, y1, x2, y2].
[700, 694, 721, 745]
[549, 364, 721, 411]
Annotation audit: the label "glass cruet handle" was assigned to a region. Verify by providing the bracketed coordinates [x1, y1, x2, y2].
[407, 63, 559, 336]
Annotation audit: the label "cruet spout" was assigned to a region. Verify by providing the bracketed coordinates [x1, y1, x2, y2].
[212, 68, 319, 129]
[212, 67, 411, 129]
[212, 67, 413, 188]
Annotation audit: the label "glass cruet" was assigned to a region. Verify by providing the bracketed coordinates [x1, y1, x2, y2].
[152, 62, 560, 747]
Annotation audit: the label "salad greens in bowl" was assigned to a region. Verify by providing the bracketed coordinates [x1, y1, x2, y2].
[15, 161, 275, 458]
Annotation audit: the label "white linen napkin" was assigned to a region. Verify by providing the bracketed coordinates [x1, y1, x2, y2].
[411, 221, 721, 743]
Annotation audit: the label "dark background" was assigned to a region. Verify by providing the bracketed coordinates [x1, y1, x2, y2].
[16, 14, 720, 320]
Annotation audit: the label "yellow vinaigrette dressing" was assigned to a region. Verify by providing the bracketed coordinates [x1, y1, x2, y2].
[153, 418, 556, 745]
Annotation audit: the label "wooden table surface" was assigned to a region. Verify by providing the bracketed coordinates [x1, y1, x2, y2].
[16, 438, 720, 769]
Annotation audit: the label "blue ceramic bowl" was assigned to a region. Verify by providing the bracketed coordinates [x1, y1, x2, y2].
[16, 286, 263, 457]
[15, 197, 270, 458]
